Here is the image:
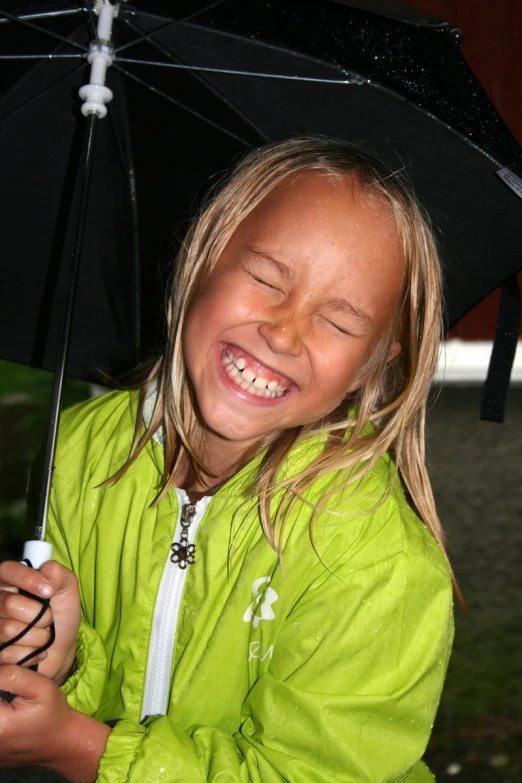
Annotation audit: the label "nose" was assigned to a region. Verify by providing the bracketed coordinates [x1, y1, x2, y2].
[258, 309, 303, 357]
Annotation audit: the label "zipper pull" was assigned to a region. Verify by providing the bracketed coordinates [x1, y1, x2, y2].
[170, 503, 197, 569]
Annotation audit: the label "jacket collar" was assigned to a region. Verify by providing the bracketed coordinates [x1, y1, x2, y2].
[141, 380, 332, 497]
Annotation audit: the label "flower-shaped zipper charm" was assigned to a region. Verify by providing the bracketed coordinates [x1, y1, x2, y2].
[171, 503, 197, 569]
[170, 541, 196, 569]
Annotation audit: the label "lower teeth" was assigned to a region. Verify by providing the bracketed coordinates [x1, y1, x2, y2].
[223, 354, 285, 397]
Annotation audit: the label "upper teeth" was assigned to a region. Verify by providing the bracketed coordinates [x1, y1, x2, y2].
[222, 351, 287, 398]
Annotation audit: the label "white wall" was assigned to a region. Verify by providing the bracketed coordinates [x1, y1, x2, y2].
[436, 340, 522, 383]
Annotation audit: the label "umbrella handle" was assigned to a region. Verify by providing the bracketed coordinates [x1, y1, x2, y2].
[22, 541, 53, 570]
[0, 542, 54, 703]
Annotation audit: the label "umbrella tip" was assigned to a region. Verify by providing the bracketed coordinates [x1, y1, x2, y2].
[445, 24, 464, 44]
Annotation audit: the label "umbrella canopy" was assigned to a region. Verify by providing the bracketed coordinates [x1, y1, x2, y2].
[1, 0, 521, 383]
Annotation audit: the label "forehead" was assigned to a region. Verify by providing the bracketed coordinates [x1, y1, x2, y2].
[233, 171, 403, 275]
[237, 170, 398, 242]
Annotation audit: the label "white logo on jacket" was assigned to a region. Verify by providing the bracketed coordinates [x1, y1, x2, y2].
[248, 641, 274, 662]
[243, 576, 278, 629]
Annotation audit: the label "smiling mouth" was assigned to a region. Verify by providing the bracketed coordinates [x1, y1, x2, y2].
[221, 345, 293, 399]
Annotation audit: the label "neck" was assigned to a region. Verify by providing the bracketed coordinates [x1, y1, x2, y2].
[175, 459, 225, 496]
[174, 428, 267, 497]
[173, 443, 240, 497]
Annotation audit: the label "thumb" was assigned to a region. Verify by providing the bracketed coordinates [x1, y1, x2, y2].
[39, 561, 78, 597]
[0, 664, 45, 702]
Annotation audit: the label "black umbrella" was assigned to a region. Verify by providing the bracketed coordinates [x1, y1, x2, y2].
[0, 0, 521, 548]
[1, 0, 521, 370]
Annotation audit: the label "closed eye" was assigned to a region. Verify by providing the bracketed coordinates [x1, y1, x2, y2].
[326, 319, 355, 337]
[250, 274, 280, 291]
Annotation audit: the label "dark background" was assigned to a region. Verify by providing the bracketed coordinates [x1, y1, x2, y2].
[411, 0, 522, 340]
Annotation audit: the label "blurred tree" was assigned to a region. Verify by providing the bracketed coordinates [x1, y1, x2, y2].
[0, 360, 89, 558]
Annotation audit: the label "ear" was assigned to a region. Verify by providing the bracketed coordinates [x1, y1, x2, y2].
[387, 340, 402, 363]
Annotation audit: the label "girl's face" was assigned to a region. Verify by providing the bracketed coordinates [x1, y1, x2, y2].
[183, 172, 404, 464]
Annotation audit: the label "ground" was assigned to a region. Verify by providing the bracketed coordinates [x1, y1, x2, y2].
[424, 385, 522, 782]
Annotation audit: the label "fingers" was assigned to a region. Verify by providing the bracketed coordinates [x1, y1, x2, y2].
[0, 616, 52, 648]
[0, 561, 78, 685]
[0, 579, 54, 666]
[0, 617, 52, 662]
[0, 645, 48, 667]
[0, 590, 53, 628]
[0, 561, 54, 600]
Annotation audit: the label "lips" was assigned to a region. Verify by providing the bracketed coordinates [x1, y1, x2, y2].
[220, 344, 295, 399]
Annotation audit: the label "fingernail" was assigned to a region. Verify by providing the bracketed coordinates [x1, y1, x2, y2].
[38, 583, 53, 598]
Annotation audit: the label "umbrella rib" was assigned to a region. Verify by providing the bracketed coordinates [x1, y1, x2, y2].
[86, 3, 101, 48]
[114, 19, 182, 55]
[116, 58, 361, 85]
[0, 7, 83, 24]
[112, 63, 251, 147]
[117, 6, 226, 26]
[121, 11, 356, 84]
[0, 7, 89, 53]
[178, 1, 230, 23]
[119, 15, 268, 141]
[114, 0, 228, 52]
[0, 54, 84, 60]
[0, 61, 86, 128]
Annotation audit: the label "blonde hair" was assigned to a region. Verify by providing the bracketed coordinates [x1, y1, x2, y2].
[118, 137, 446, 564]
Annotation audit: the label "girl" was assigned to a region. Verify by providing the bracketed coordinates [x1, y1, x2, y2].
[0, 137, 453, 782]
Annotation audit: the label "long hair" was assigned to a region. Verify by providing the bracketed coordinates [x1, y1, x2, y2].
[114, 137, 446, 562]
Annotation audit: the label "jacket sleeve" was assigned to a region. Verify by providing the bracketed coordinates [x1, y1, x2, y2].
[45, 496, 109, 717]
[96, 550, 453, 783]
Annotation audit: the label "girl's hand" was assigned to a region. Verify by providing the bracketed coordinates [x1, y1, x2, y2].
[0, 560, 80, 685]
[0, 665, 110, 783]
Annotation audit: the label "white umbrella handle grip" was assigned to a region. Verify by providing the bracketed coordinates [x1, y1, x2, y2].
[22, 540, 53, 569]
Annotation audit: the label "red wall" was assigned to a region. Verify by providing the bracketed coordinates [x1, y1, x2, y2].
[409, 0, 522, 338]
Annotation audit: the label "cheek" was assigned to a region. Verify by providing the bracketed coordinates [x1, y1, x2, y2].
[184, 285, 229, 337]
[194, 281, 270, 332]
[310, 336, 380, 402]
[314, 337, 372, 377]
[183, 286, 257, 354]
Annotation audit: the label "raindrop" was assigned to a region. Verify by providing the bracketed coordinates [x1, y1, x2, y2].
[446, 763, 461, 776]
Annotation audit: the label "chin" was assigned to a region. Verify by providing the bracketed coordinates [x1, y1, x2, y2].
[207, 418, 261, 445]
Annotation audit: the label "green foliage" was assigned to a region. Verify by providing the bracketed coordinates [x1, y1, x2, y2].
[0, 359, 90, 558]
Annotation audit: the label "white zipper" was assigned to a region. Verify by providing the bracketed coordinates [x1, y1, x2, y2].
[140, 488, 211, 720]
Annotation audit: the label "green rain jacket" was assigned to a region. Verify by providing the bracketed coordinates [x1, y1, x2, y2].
[47, 391, 453, 782]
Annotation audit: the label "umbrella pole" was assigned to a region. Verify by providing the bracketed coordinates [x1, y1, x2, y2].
[32, 112, 99, 548]
[26, 0, 117, 564]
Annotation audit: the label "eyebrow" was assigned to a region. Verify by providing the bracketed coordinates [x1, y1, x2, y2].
[325, 298, 375, 326]
[247, 246, 294, 281]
